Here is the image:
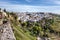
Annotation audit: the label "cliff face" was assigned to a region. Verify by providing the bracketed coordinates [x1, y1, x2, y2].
[0, 22, 15, 40]
[0, 10, 16, 40]
[0, 21, 16, 40]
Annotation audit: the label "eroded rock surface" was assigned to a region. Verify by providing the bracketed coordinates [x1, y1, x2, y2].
[0, 21, 16, 40]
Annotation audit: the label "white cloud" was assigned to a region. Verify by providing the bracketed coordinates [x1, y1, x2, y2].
[54, 1, 60, 4]
[25, 0, 32, 2]
[0, 1, 60, 14]
[50, 0, 60, 5]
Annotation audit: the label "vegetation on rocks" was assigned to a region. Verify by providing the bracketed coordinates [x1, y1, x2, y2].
[4, 10, 60, 40]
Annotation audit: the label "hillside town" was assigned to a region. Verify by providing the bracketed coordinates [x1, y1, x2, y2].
[16, 12, 53, 22]
[0, 8, 60, 40]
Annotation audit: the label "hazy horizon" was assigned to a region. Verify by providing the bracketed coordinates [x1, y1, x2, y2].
[0, 0, 60, 14]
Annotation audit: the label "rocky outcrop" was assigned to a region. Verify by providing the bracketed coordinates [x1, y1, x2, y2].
[0, 21, 16, 40]
[0, 9, 16, 40]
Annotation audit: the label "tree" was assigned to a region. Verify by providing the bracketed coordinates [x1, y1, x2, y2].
[41, 17, 54, 38]
[4, 9, 6, 12]
[0, 8, 1, 10]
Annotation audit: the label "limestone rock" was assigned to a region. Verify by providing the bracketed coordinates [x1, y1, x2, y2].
[0, 21, 16, 40]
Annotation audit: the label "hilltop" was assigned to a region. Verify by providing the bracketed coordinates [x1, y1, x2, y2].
[0, 8, 60, 40]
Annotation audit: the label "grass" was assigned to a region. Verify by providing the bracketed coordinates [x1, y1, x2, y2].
[7, 12, 60, 40]
[12, 22, 36, 40]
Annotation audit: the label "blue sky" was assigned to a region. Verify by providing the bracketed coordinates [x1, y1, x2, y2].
[0, 0, 60, 14]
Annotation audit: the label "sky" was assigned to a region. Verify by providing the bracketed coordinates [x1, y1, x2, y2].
[0, 0, 60, 14]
